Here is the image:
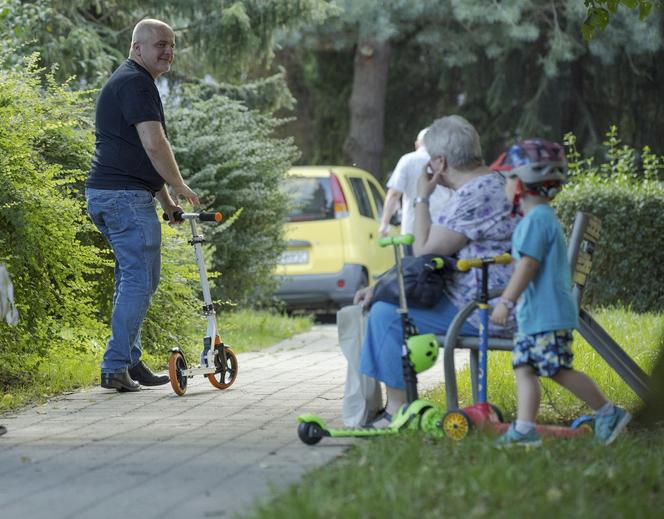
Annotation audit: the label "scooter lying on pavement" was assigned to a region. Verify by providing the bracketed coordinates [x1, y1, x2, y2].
[297, 234, 447, 445]
[163, 211, 238, 396]
[441, 253, 593, 440]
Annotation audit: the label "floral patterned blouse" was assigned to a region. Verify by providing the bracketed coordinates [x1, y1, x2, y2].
[435, 172, 517, 335]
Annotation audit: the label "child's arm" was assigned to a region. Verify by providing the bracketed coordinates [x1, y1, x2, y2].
[490, 255, 540, 325]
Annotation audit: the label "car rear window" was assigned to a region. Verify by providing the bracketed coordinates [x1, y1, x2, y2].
[367, 181, 385, 219]
[284, 176, 334, 222]
[348, 177, 374, 219]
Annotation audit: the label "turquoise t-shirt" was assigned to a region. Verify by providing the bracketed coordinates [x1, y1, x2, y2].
[512, 204, 578, 335]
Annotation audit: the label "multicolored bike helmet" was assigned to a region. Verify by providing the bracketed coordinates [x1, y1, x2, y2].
[407, 333, 439, 373]
[491, 139, 568, 215]
[501, 139, 568, 184]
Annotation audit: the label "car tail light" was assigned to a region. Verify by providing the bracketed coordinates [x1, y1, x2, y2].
[337, 279, 345, 288]
[330, 172, 349, 218]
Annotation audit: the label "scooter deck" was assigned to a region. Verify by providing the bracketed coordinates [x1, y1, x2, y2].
[326, 426, 401, 438]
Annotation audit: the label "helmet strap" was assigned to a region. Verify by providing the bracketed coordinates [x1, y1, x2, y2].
[524, 181, 562, 199]
[511, 181, 524, 217]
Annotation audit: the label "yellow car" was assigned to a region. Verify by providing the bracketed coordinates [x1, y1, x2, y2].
[275, 166, 397, 311]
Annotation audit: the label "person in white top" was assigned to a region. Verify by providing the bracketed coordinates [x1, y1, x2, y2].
[379, 128, 452, 242]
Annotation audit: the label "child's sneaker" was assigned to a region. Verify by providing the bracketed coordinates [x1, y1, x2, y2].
[495, 423, 542, 448]
[595, 406, 631, 445]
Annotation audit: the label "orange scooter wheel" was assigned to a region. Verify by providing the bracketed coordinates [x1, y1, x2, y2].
[442, 409, 473, 440]
[168, 350, 188, 396]
[207, 347, 238, 390]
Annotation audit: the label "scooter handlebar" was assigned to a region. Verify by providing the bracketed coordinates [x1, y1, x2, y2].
[162, 211, 223, 223]
[456, 252, 512, 272]
[378, 234, 414, 248]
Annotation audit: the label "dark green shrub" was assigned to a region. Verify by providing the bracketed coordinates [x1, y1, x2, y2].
[166, 84, 299, 306]
[555, 129, 664, 312]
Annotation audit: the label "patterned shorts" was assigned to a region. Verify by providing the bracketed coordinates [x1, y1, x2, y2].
[512, 330, 574, 377]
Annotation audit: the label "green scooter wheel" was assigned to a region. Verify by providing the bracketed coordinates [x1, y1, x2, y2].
[298, 421, 323, 445]
[420, 407, 445, 439]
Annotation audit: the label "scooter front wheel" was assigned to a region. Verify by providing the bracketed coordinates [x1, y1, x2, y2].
[442, 409, 473, 440]
[168, 350, 188, 396]
[297, 421, 323, 445]
[207, 347, 238, 390]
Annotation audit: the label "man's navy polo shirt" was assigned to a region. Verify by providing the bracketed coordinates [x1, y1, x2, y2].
[87, 59, 166, 194]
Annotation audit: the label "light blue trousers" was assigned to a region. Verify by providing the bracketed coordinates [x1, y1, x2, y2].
[359, 294, 479, 389]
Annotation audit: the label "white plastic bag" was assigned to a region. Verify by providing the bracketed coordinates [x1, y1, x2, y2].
[337, 305, 382, 427]
[0, 264, 19, 326]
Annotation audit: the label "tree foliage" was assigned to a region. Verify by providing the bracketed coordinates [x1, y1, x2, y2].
[0, 0, 335, 86]
[582, 0, 663, 39]
[278, 0, 664, 181]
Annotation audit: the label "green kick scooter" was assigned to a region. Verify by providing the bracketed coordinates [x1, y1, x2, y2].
[297, 234, 446, 445]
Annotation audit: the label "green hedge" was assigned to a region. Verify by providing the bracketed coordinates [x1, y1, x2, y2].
[554, 129, 664, 312]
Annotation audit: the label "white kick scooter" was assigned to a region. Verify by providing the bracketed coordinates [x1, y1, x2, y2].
[164, 210, 238, 396]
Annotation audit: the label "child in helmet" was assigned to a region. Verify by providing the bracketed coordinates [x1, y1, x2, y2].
[490, 139, 630, 446]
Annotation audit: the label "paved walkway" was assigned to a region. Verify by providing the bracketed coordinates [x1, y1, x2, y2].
[0, 325, 467, 519]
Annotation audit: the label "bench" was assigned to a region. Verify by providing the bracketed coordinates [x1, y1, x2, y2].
[438, 211, 650, 411]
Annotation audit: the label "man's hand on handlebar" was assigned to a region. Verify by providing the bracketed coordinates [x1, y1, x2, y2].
[162, 204, 184, 225]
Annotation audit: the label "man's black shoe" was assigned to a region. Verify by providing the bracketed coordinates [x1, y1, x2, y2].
[101, 369, 140, 392]
[128, 360, 169, 386]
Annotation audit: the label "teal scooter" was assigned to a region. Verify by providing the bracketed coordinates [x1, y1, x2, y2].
[297, 234, 446, 445]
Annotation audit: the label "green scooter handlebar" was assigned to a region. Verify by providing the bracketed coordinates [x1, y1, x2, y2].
[378, 234, 414, 247]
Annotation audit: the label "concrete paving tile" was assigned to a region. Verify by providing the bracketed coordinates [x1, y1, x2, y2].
[0, 323, 468, 519]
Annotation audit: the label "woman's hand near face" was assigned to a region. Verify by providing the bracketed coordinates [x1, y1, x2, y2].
[417, 166, 438, 199]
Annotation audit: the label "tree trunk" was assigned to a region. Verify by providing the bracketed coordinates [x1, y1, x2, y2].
[343, 37, 390, 178]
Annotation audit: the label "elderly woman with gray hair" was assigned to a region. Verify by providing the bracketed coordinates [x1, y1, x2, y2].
[353, 115, 517, 427]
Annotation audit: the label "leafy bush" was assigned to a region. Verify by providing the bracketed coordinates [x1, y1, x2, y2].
[166, 84, 299, 306]
[0, 53, 201, 389]
[0, 48, 300, 395]
[0, 54, 105, 387]
[555, 128, 664, 311]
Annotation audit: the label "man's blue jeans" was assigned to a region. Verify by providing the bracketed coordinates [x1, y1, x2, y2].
[86, 188, 161, 374]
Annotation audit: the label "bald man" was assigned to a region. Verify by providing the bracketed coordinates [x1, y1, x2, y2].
[86, 19, 198, 392]
[379, 128, 452, 255]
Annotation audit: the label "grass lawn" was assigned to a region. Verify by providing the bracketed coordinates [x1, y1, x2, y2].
[244, 307, 664, 519]
[0, 310, 312, 412]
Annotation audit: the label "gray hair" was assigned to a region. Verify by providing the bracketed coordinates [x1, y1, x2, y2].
[423, 115, 482, 168]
